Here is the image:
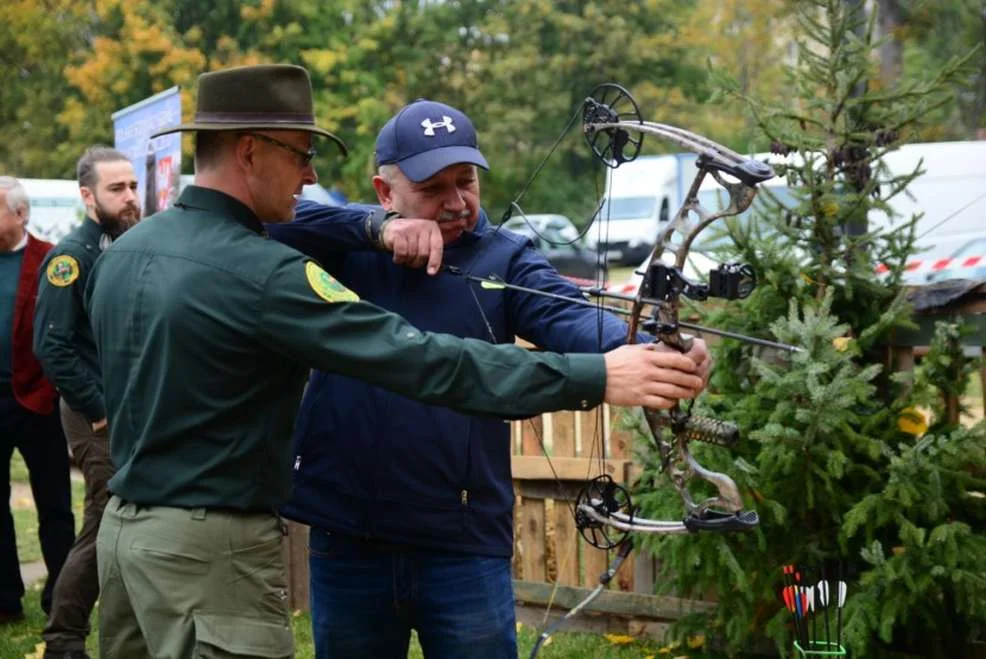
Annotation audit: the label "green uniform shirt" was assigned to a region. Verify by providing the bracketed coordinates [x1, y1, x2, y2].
[85, 186, 606, 511]
[34, 216, 108, 422]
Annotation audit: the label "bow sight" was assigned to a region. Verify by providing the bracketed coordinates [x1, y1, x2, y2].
[641, 261, 757, 303]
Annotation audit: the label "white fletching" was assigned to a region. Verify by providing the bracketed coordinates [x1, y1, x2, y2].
[837, 580, 847, 607]
[816, 580, 829, 607]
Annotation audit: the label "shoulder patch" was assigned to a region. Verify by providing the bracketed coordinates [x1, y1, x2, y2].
[305, 261, 359, 303]
[46, 255, 80, 287]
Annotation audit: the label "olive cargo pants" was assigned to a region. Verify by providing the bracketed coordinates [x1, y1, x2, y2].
[96, 495, 294, 658]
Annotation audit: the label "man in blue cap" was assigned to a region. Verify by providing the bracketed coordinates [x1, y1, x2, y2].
[268, 99, 712, 659]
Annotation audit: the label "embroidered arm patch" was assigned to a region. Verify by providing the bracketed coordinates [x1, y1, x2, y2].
[305, 261, 359, 303]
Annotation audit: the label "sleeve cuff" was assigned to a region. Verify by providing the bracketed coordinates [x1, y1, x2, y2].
[365, 208, 402, 250]
[562, 354, 607, 410]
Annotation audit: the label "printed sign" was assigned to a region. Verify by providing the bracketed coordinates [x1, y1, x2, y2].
[112, 87, 182, 216]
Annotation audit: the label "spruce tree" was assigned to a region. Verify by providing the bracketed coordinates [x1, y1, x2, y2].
[629, 0, 986, 656]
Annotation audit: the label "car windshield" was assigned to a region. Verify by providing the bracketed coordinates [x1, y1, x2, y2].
[598, 196, 656, 221]
[953, 238, 986, 259]
[503, 216, 581, 244]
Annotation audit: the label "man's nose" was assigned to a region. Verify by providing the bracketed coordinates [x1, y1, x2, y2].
[441, 187, 466, 210]
[124, 187, 138, 203]
[302, 162, 318, 186]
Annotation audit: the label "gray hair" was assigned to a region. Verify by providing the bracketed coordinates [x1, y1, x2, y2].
[76, 146, 131, 188]
[0, 176, 30, 221]
[377, 163, 400, 184]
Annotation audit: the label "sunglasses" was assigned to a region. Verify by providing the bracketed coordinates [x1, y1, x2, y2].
[244, 132, 317, 167]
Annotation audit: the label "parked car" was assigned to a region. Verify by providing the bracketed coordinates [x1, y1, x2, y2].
[501, 213, 607, 283]
[924, 237, 986, 284]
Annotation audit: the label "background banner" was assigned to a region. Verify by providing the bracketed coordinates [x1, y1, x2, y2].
[112, 86, 182, 216]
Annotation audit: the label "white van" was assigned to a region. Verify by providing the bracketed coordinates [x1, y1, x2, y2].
[612, 141, 985, 292]
[19, 178, 84, 244]
[875, 141, 986, 274]
[692, 141, 986, 283]
[585, 153, 700, 265]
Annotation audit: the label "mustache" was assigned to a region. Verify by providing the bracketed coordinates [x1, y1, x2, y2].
[437, 210, 471, 223]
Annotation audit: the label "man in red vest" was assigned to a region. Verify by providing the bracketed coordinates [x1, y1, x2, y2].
[0, 176, 74, 624]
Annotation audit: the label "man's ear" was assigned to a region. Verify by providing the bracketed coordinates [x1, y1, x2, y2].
[371, 175, 394, 209]
[14, 203, 28, 225]
[79, 186, 96, 210]
[233, 134, 257, 173]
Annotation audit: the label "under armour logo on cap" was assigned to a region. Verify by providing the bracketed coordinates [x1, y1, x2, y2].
[421, 116, 456, 136]
[375, 99, 489, 183]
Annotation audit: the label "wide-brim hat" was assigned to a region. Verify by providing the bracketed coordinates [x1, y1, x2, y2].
[151, 64, 347, 156]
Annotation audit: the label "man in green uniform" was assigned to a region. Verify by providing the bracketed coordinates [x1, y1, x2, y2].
[34, 146, 139, 659]
[84, 64, 708, 658]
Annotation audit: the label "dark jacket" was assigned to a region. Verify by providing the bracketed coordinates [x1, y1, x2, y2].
[34, 217, 108, 422]
[269, 202, 631, 556]
[84, 187, 606, 512]
[12, 234, 58, 414]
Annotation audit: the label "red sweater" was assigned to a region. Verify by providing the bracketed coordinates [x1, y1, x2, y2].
[11, 233, 58, 414]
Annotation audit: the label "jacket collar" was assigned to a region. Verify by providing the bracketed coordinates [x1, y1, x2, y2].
[174, 185, 265, 235]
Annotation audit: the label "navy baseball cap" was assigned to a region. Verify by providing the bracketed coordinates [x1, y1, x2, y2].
[375, 99, 489, 182]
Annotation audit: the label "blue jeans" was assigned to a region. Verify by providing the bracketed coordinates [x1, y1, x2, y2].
[308, 527, 517, 659]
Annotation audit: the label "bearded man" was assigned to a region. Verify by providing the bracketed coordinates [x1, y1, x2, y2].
[34, 145, 140, 659]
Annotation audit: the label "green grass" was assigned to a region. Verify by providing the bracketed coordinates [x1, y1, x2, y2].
[0, 590, 733, 659]
[10, 450, 28, 482]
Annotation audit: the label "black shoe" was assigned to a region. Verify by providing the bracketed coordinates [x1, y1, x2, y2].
[42, 651, 91, 659]
[0, 608, 25, 624]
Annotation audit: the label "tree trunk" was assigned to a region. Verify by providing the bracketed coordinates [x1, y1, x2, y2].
[876, 0, 902, 88]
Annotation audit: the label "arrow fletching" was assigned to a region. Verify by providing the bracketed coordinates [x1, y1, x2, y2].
[816, 580, 829, 607]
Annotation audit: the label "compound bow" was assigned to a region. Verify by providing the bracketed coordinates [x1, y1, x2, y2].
[440, 83, 793, 655]
[523, 83, 784, 656]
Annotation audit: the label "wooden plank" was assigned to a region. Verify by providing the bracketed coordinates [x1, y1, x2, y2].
[512, 455, 630, 481]
[617, 549, 636, 592]
[519, 498, 547, 582]
[552, 498, 580, 587]
[576, 407, 606, 459]
[515, 479, 583, 502]
[512, 487, 523, 578]
[520, 415, 544, 456]
[513, 579, 715, 619]
[581, 540, 611, 590]
[553, 411, 577, 457]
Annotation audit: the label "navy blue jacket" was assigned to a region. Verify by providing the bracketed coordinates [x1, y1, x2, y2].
[268, 201, 633, 556]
